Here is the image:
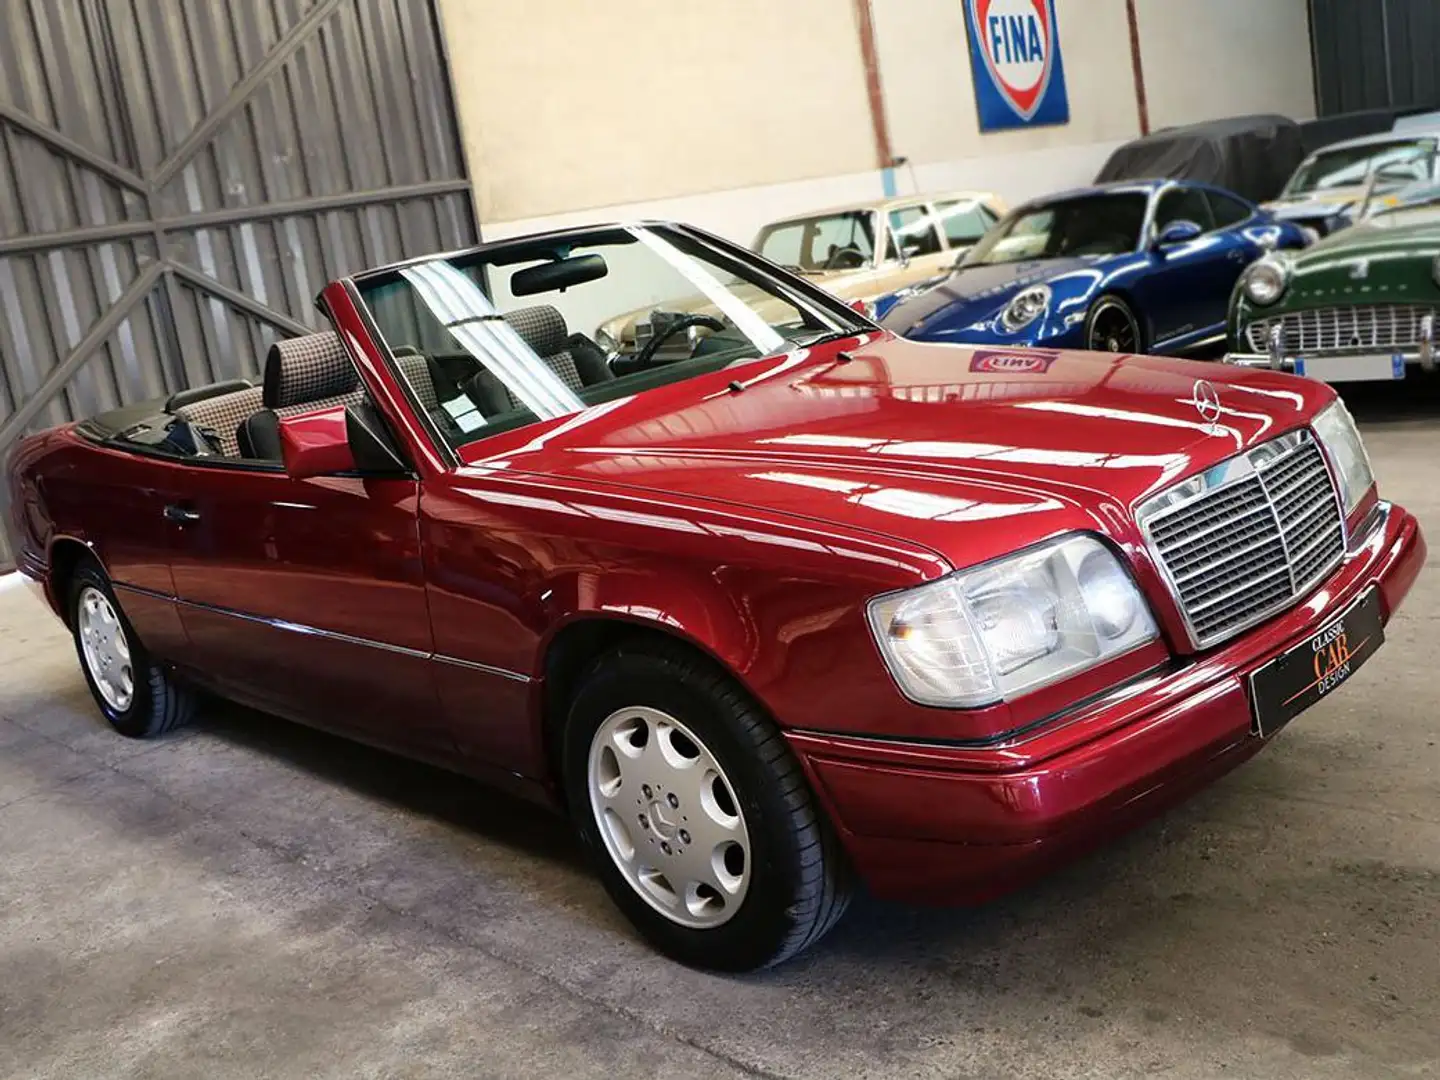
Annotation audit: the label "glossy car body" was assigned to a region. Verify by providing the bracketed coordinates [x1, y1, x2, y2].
[880, 180, 1311, 357]
[5, 222, 1424, 914]
[1226, 199, 1440, 382]
[1263, 128, 1440, 237]
[751, 191, 1007, 317]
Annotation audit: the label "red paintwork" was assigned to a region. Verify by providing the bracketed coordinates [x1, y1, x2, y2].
[3, 268, 1425, 907]
[278, 407, 356, 479]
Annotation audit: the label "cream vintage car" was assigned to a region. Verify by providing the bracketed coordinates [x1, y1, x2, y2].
[594, 192, 1007, 360]
[751, 191, 1007, 316]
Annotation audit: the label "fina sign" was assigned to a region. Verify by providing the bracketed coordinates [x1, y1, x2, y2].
[962, 0, 1070, 132]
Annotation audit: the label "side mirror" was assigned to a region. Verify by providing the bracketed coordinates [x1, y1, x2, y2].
[1154, 220, 1203, 249]
[278, 402, 410, 479]
[278, 406, 356, 479]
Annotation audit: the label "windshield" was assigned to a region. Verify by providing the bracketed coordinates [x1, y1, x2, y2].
[753, 211, 877, 272]
[1284, 139, 1437, 195]
[357, 224, 865, 450]
[962, 193, 1148, 266]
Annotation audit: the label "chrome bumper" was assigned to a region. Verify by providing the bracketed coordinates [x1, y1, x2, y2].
[1226, 313, 1436, 373]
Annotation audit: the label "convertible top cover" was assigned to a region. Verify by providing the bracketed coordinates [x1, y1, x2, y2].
[1095, 114, 1305, 203]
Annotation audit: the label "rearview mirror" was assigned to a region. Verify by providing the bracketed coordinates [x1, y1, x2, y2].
[1154, 219, 1203, 248]
[278, 407, 356, 480]
[511, 253, 608, 296]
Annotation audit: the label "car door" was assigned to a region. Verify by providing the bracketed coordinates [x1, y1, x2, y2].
[1133, 184, 1234, 347]
[166, 460, 448, 753]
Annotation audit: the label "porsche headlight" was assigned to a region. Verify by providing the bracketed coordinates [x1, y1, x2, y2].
[1002, 284, 1051, 332]
[867, 534, 1159, 707]
[1244, 257, 1290, 306]
[1312, 399, 1375, 515]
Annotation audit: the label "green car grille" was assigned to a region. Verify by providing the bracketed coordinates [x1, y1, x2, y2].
[1245, 303, 1440, 355]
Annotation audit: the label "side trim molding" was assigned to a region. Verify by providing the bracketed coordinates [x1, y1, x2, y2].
[112, 583, 532, 683]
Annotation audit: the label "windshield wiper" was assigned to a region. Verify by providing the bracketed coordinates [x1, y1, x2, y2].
[779, 263, 823, 276]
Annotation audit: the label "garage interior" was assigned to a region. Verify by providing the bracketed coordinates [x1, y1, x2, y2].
[2, 1, 1439, 1078]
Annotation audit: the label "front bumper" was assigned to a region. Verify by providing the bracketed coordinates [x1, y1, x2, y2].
[1225, 311, 1437, 376]
[1225, 351, 1438, 376]
[787, 502, 1425, 904]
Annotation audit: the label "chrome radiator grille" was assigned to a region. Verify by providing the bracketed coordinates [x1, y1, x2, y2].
[1246, 304, 1439, 355]
[1138, 431, 1345, 647]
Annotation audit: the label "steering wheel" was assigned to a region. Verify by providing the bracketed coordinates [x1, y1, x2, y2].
[633, 314, 727, 369]
[823, 245, 866, 270]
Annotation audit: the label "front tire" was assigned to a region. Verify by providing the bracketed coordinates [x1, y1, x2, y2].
[1084, 294, 1145, 354]
[563, 641, 851, 970]
[69, 561, 195, 738]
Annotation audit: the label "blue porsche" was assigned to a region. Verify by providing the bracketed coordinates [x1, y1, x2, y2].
[878, 179, 1311, 355]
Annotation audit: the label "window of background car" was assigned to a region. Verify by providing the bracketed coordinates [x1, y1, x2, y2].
[357, 225, 864, 450]
[933, 199, 998, 248]
[1285, 139, 1438, 194]
[1206, 190, 1252, 227]
[1154, 187, 1215, 233]
[754, 211, 876, 272]
[964, 193, 1148, 266]
[887, 205, 943, 258]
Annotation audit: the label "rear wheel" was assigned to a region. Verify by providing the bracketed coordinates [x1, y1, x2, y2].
[563, 641, 851, 970]
[1084, 294, 1144, 353]
[69, 561, 195, 738]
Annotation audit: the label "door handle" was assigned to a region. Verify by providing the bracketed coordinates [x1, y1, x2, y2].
[163, 504, 201, 525]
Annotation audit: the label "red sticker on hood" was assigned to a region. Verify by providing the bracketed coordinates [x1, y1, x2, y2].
[969, 349, 1060, 374]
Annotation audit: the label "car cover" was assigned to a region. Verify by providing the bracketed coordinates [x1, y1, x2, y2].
[1094, 114, 1305, 203]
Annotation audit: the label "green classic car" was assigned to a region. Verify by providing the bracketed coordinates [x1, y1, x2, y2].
[1225, 198, 1440, 383]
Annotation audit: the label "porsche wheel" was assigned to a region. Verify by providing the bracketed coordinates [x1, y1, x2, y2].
[563, 641, 851, 970]
[69, 561, 195, 739]
[1084, 294, 1144, 354]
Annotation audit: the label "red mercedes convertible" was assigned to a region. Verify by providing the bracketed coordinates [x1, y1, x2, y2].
[5, 222, 1425, 970]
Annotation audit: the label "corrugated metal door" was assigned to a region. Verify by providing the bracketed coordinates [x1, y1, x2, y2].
[1310, 0, 1440, 114]
[0, 0, 476, 566]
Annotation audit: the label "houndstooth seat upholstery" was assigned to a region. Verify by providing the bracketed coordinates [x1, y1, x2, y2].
[174, 386, 264, 456]
[237, 331, 369, 460]
[455, 305, 614, 415]
[173, 331, 367, 459]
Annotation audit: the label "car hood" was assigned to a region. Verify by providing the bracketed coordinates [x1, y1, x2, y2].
[1277, 203, 1440, 300]
[460, 334, 1331, 570]
[879, 257, 1098, 336]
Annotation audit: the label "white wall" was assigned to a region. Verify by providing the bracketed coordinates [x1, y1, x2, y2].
[1137, 0, 1316, 129]
[442, 0, 1319, 246]
[438, 0, 876, 226]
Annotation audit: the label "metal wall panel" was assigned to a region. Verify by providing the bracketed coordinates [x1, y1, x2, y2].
[0, 0, 476, 565]
[1310, 0, 1440, 114]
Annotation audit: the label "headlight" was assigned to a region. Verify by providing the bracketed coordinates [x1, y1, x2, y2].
[1312, 399, 1375, 515]
[1245, 258, 1289, 306]
[867, 534, 1159, 707]
[1001, 284, 1051, 332]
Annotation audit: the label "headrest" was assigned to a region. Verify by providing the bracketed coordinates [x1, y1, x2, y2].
[502, 305, 568, 357]
[263, 331, 358, 409]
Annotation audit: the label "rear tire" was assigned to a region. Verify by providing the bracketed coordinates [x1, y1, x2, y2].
[69, 561, 195, 739]
[562, 640, 852, 970]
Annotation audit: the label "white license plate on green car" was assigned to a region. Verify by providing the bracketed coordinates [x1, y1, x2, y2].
[1294, 354, 1406, 382]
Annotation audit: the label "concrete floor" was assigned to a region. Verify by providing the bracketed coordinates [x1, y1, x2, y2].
[1, 383, 1438, 1080]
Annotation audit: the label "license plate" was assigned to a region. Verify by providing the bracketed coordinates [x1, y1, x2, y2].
[1248, 587, 1385, 738]
[1294, 353, 1405, 382]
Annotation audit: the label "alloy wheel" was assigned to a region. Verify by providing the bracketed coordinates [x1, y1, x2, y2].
[1087, 300, 1140, 353]
[587, 706, 751, 929]
[78, 586, 133, 712]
